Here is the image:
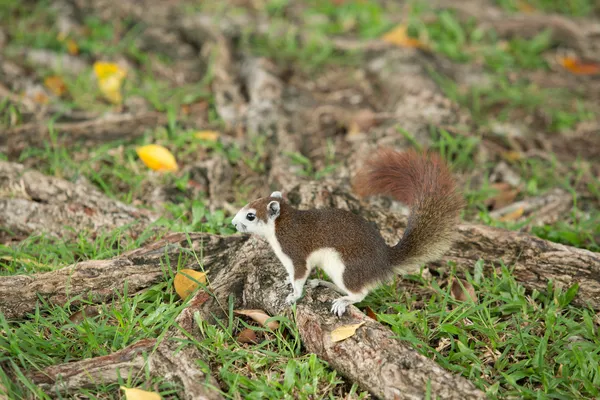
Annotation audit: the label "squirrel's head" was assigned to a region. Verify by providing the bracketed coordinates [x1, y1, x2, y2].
[231, 191, 283, 237]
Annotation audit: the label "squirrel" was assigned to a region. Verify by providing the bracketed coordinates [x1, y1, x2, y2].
[231, 148, 464, 316]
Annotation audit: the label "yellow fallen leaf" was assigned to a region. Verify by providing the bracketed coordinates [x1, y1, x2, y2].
[501, 151, 522, 162]
[93, 61, 127, 104]
[381, 25, 424, 48]
[558, 56, 600, 75]
[120, 387, 161, 400]
[498, 206, 525, 222]
[135, 144, 179, 172]
[66, 39, 79, 55]
[173, 269, 207, 299]
[234, 309, 280, 330]
[44, 76, 67, 97]
[194, 130, 221, 141]
[331, 321, 366, 343]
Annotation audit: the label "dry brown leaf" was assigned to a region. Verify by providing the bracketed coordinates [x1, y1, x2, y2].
[558, 56, 600, 75]
[364, 306, 377, 320]
[69, 306, 101, 323]
[236, 328, 259, 344]
[516, 0, 536, 13]
[450, 278, 477, 303]
[44, 76, 67, 97]
[234, 309, 280, 330]
[498, 206, 525, 222]
[120, 387, 161, 400]
[173, 269, 207, 299]
[381, 25, 424, 48]
[331, 321, 366, 343]
[485, 182, 519, 210]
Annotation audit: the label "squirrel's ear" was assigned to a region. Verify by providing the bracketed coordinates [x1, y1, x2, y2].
[267, 200, 280, 219]
[270, 191, 283, 199]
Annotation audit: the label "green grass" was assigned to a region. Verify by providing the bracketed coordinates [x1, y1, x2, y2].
[363, 264, 600, 399]
[2, 0, 600, 398]
[0, 243, 368, 399]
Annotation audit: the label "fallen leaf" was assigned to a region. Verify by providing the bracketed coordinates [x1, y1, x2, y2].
[364, 306, 377, 320]
[173, 269, 206, 299]
[136, 144, 179, 172]
[381, 25, 424, 48]
[66, 39, 79, 55]
[69, 306, 101, 323]
[516, 0, 536, 13]
[44, 76, 67, 97]
[0, 255, 45, 268]
[331, 321, 366, 343]
[346, 109, 378, 137]
[93, 61, 127, 104]
[120, 387, 161, 400]
[234, 309, 280, 330]
[485, 182, 519, 210]
[194, 130, 221, 142]
[558, 56, 600, 75]
[32, 91, 49, 104]
[501, 151, 522, 162]
[236, 328, 259, 344]
[450, 278, 477, 303]
[498, 206, 525, 222]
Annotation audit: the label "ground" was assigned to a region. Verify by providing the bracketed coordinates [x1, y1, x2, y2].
[1, 0, 600, 399]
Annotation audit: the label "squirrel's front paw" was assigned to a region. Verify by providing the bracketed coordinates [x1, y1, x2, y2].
[285, 292, 301, 305]
[331, 297, 350, 317]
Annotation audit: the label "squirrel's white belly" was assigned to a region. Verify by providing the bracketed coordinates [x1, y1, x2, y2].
[307, 248, 349, 295]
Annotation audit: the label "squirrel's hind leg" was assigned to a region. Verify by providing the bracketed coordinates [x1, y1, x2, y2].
[331, 290, 368, 317]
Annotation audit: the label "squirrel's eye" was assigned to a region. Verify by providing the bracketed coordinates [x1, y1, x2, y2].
[246, 213, 256, 221]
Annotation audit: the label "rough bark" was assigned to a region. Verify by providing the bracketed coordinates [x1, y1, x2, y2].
[3, 181, 600, 318]
[488, 188, 572, 225]
[178, 15, 305, 187]
[0, 161, 156, 241]
[3, 111, 168, 156]
[0, 233, 240, 319]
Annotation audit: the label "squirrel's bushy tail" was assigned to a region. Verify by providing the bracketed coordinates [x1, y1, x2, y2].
[353, 148, 464, 271]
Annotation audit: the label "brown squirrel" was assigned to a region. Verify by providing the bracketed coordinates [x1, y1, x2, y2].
[231, 148, 464, 316]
